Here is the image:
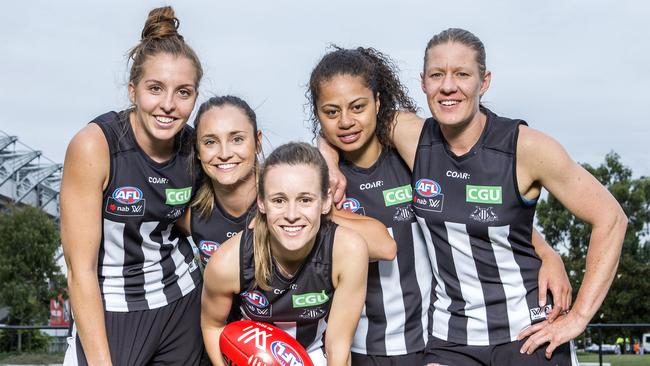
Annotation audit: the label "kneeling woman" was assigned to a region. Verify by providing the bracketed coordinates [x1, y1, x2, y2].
[201, 142, 369, 366]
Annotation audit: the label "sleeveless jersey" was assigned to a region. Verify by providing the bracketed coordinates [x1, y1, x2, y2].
[238, 221, 337, 353]
[191, 202, 255, 266]
[412, 108, 546, 346]
[95, 110, 201, 312]
[339, 149, 432, 356]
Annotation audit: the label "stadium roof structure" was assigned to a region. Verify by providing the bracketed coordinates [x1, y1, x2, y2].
[0, 130, 62, 219]
[0, 130, 66, 269]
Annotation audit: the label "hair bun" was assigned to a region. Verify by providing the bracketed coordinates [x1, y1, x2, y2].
[141, 6, 182, 41]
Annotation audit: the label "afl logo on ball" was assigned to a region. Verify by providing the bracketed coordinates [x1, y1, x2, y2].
[112, 187, 143, 204]
[271, 341, 305, 366]
[415, 179, 441, 198]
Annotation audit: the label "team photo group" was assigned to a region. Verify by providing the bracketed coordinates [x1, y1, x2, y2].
[59, 6, 627, 366]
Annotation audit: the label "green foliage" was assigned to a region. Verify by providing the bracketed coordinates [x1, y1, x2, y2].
[0, 205, 66, 351]
[0, 330, 50, 353]
[537, 152, 650, 326]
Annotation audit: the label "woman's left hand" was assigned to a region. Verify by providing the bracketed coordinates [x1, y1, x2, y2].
[537, 250, 572, 323]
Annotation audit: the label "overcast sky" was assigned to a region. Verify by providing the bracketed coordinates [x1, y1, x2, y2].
[2, 0, 648, 177]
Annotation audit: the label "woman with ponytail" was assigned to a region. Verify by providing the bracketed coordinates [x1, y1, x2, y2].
[60, 6, 204, 365]
[201, 142, 370, 366]
[179, 95, 396, 269]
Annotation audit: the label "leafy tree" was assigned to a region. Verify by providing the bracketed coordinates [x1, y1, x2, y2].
[536, 152, 650, 338]
[0, 205, 66, 351]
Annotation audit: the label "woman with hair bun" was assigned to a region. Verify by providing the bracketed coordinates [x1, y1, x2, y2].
[60, 6, 204, 365]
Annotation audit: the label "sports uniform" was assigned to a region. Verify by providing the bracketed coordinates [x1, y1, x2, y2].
[238, 220, 337, 363]
[338, 149, 432, 365]
[412, 108, 572, 365]
[191, 201, 255, 266]
[65, 110, 202, 366]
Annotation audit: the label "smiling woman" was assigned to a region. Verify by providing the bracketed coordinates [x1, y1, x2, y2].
[59, 6, 204, 366]
[201, 142, 370, 366]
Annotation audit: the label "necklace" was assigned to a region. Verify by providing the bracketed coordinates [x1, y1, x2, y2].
[274, 259, 298, 278]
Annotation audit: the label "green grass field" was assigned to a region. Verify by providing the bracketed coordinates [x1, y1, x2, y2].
[577, 351, 650, 366]
[0, 352, 64, 364]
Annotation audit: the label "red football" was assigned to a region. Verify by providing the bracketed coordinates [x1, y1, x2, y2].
[219, 320, 314, 366]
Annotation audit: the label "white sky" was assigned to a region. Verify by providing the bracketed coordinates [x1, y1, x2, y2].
[2, 0, 649, 177]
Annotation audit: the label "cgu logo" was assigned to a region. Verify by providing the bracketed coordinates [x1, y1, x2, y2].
[242, 291, 269, 308]
[199, 240, 221, 256]
[341, 198, 361, 213]
[415, 179, 441, 198]
[466, 185, 502, 204]
[292, 291, 329, 308]
[271, 341, 304, 366]
[112, 187, 143, 204]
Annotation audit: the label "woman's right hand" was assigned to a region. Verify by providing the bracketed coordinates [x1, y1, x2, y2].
[316, 135, 347, 207]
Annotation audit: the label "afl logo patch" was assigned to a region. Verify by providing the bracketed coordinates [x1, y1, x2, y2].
[199, 240, 221, 257]
[241, 291, 269, 309]
[341, 198, 362, 213]
[112, 187, 143, 204]
[271, 341, 305, 366]
[415, 179, 441, 198]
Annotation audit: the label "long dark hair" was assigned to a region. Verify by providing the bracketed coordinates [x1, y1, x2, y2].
[307, 46, 417, 148]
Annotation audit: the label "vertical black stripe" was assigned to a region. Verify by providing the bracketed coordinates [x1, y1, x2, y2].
[157, 223, 182, 303]
[468, 225, 510, 343]
[394, 225, 425, 353]
[295, 321, 317, 350]
[509, 228, 545, 322]
[437, 224, 468, 344]
[123, 223, 146, 310]
[364, 262, 387, 353]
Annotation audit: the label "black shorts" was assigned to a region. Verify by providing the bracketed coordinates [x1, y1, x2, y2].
[64, 287, 203, 366]
[424, 336, 574, 366]
[351, 351, 425, 366]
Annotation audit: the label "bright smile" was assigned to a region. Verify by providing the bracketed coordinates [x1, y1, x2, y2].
[154, 115, 177, 128]
[215, 163, 239, 172]
[280, 225, 305, 237]
[338, 131, 361, 144]
[439, 99, 461, 107]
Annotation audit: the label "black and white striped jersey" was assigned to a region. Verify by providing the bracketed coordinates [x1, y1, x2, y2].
[191, 202, 255, 266]
[412, 108, 547, 346]
[340, 149, 432, 356]
[95, 111, 201, 312]
[238, 221, 337, 353]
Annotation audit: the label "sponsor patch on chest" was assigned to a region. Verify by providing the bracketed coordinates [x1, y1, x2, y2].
[105, 186, 146, 216]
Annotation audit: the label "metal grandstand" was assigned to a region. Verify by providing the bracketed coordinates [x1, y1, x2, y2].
[0, 129, 64, 269]
[0, 130, 61, 219]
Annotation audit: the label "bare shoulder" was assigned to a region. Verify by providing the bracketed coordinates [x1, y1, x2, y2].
[517, 124, 573, 180]
[62, 123, 110, 192]
[66, 123, 109, 159]
[204, 232, 242, 293]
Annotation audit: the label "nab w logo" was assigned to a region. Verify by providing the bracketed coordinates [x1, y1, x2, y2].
[237, 325, 272, 350]
[529, 304, 552, 322]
